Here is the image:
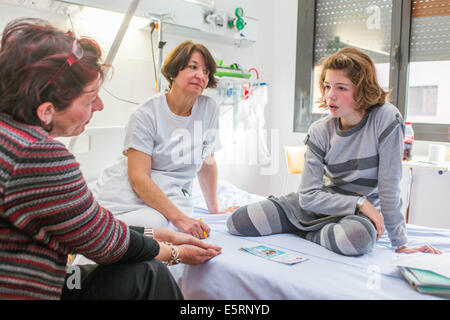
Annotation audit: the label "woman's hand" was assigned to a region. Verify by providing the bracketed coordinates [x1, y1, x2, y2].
[155, 229, 222, 265]
[395, 244, 442, 254]
[172, 215, 210, 239]
[178, 244, 221, 265]
[359, 200, 385, 241]
[154, 228, 221, 252]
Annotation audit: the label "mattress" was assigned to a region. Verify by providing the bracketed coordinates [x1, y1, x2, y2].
[168, 181, 450, 300]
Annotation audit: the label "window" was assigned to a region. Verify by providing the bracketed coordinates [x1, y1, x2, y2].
[407, 85, 438, 117]
[407, 1, 450, 128]
[294, 0, 450, 142]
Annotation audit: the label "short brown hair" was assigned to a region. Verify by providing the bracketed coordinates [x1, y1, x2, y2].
[317, 47, 389, 112]
[161, 40, 217, 89]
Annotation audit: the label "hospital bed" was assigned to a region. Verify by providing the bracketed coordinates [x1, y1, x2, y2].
[168, 180, 450, 300]
[71, 127, 450, 300]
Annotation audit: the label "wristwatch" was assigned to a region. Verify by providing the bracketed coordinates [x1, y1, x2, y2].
[356, 196, 366, 209]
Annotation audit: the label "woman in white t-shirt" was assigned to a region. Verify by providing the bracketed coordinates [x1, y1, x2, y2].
[93, 41, 237, 238]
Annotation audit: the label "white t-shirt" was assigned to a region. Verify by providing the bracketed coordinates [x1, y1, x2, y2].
[93, 93, 222, 215]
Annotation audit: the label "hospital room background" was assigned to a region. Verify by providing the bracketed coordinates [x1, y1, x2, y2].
[1, 0, 449, 229]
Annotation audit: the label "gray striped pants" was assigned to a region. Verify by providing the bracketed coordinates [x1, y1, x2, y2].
[227, 199, 376, 256]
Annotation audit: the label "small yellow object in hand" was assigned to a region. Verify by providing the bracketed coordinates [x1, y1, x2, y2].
[199, 218, 208, 239]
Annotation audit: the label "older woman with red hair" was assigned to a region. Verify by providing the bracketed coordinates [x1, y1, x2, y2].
[0, 18, 220, 300]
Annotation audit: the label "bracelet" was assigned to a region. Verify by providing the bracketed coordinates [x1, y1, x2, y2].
[356, 196, 366, 209]
[144, 228, 154, 239]
[163, 242, 181, 266]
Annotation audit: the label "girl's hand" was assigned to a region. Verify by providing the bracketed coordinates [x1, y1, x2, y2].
[155, 228, 221, 252]
[178, 244, 221, 265]
[395, 244, 442, 254]
[360, 200, 385, 241]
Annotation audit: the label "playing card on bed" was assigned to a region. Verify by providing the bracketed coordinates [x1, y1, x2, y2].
[240, 245, 308, 265]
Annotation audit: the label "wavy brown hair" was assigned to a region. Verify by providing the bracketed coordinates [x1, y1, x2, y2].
[317, 47, 389, 113]
[161, 40, 217, 89]
[0, 18, 106, 128]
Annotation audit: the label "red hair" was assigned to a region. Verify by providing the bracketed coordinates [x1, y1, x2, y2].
[0, 18, 106, 127]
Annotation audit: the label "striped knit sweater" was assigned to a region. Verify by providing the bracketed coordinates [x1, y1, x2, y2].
[297, 103, 408, 247]
[0, 114, 130, 299]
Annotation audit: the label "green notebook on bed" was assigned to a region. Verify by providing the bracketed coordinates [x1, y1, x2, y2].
[400, 267, 450, 298]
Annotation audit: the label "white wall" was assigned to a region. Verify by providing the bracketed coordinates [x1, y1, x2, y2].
[0, 0, 274, 195]
[1, 0, 449, 228]
[262, 0, 305, 197]
[79, 0, 277, 196]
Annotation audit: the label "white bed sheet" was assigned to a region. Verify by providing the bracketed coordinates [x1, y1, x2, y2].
[169, 181, 450, 300]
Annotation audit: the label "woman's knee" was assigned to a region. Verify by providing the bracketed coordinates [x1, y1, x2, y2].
[63, 259, 183, 300]
[326, 216, 376, 256]
[139, 260, 183, 298]
[227, 199, 290, 236]
[110, 260, 183, 300]
[226, 205, 253, 235]
[116, 207, 169, 228]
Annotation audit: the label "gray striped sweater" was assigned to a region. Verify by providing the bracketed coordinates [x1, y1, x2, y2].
[297, 103, 408, 247]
